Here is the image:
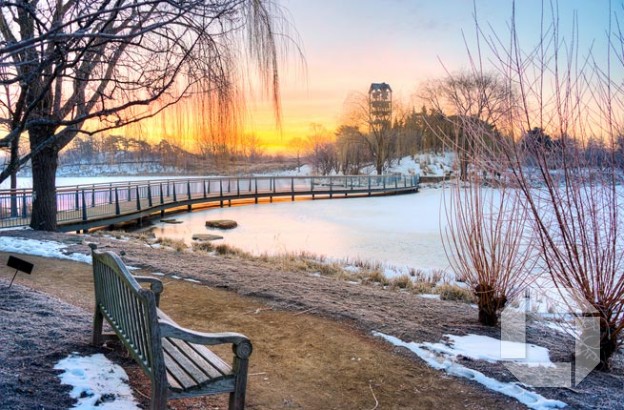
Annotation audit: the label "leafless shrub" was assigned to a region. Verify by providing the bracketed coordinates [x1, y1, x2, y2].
[463, 0, 624, 368]
[443, 174, 537, 325]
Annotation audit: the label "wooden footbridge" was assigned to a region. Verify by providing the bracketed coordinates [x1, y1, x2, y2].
[0, 174, 419, 232]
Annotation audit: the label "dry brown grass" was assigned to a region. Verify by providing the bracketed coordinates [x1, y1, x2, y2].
[155, 237, 187, 252]
[434, 284, 475, 304]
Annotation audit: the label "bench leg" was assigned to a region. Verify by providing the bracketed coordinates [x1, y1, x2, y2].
[150, 384, 167, 410]
[92, 306, 104, 346]
[228, 358, 249, 410]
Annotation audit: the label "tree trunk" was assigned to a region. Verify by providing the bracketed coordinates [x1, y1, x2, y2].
[30, 143, 59, 231]
[475, 283, 506, 326]
[10, 135, 19, 217]
[597, 318, 618, 371]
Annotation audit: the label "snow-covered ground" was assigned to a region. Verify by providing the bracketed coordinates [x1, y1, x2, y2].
[0, 235, 91, 264]
[55, 354, 138, 410]
[374, 332, 566, 410]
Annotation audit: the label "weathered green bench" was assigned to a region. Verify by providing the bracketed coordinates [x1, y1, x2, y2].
[89, 245, 252, 410]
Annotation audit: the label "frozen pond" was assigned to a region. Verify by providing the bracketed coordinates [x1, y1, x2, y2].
[151, 189, 450, 271]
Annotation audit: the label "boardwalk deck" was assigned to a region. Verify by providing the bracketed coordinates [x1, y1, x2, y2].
[0, 174, 419, 232]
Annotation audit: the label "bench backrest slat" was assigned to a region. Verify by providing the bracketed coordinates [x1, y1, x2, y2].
[92, 250, 164, 378]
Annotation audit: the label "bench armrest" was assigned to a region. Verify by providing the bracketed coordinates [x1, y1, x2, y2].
[134, 276, 164, 306]
[159, 321, 253, 359]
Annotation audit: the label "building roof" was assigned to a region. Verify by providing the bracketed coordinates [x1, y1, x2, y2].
[369, 82, 392, 93]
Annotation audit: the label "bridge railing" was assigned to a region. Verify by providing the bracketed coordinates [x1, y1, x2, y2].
[0, 174, 419, 229]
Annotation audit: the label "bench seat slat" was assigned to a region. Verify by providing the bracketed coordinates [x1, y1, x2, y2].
[162, 337, 234, 392]
[162, 341, 200, 391]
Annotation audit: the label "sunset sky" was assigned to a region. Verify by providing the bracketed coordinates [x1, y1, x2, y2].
[143, 0, 612, 153]
[241, 0, 611, 153]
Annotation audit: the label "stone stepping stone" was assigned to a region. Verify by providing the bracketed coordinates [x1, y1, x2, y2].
[161, 218, 183, 224]
[192, 233, 224, 241]
[205, 219, 238, 229]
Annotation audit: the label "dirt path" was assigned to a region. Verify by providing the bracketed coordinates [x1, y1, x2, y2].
[2, 230, 623, 409]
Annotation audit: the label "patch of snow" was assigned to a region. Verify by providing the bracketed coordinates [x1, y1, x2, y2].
[0, 236, 91, 264]
[54, 353, 139, 410]
[383, 266, 400, 277]
[424, 334, 555, 367]
[418, 294, 441, 300]
[0, 226, 30, 232]
[184, 278, 201, 284]
[373, 332, 566, 410]
[171, 275, 181, 280]
[261, 164, 314, 177]
[150, 272, 165, 276]
[343, 265, 361, 274]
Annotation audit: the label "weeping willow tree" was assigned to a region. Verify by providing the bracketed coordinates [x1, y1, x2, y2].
[0, 0, 290, 230]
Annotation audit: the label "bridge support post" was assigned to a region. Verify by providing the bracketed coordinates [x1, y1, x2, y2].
[136, 186, 141, 211]
[187, 181, 192, 211]
[114, 188, 120, 215]
[81, 190, 87, 222]
[21, 191, 27, 218]
[368, 176, 371, 196]
[311, 178, 315, 200]
[291, 178, 294, 201]
[254, 180, 258, 204]
[147, 185, 153, 207]
[329, 178, 333, 199]
[219, 179, 223, 207]
[91, 187, 95, 208]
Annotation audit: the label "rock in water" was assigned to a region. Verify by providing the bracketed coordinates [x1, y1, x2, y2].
[161, 218, 183, 224]
[205, 219, 238, 230]
[192, 234, 224, 241]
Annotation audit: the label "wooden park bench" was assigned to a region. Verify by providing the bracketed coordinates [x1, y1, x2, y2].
[89, 245, 252, 410]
